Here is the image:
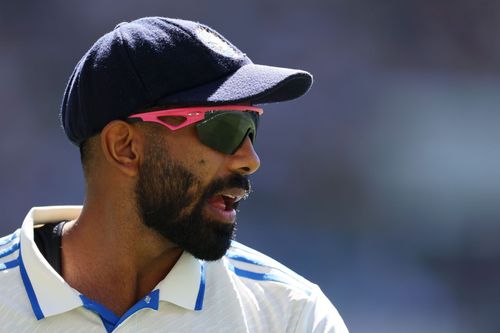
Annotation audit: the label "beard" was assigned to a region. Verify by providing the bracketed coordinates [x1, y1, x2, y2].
[134, 139, 250, 261]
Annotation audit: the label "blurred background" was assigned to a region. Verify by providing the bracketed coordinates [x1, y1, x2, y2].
[1, 1, 500, 332]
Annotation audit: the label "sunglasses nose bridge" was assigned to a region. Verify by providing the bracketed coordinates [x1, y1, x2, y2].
[229, 135, 261, 175]
[245, 127, 255, 143]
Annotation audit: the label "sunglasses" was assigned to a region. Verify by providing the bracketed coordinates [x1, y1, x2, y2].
[128, 105, 263, 155]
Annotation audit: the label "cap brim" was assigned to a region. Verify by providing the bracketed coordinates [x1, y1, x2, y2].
[157, 63, 313, 106]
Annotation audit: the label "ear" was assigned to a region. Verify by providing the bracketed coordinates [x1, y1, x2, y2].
[100, 120, 143, 177]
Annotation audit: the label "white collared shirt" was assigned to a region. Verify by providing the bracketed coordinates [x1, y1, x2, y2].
[0, 206, 348, 332]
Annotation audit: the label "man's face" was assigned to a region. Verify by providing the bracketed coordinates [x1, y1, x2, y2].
[134, 125, 259, 261]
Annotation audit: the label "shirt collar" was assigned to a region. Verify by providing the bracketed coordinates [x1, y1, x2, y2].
[19, 206, 206, 320]
[156, 250, 205, 311]
[20, 206, 83, 319]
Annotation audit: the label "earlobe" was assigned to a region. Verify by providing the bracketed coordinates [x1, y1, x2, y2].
[100, 121, 141, 177]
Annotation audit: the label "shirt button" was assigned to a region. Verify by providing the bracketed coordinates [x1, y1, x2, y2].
[145, 295, 151, 304]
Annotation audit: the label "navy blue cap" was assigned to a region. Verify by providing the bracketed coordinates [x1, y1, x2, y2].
[61, 17, 313, 145]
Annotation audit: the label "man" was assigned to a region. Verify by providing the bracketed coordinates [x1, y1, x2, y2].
[0, 17, 348, 332]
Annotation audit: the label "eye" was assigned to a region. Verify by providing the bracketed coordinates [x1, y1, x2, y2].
[158, 116, 187, 126]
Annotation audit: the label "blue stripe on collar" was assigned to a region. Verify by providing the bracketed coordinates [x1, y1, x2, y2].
[19, 250, 45, 320]
[0, 257, 19, 271]
[194, 262, 206, 311]
[0, 241, 20, 258]
[80, 289, 161, 333]
[0, 230, 20, 246]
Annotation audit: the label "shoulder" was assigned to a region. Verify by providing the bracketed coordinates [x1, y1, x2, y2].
[218, 241, 349, 332]
[224, 240, 317, 297]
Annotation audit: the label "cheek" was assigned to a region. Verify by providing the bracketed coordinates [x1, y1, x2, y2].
[191, 153, 223, 183]
[163, 126, 229, 186]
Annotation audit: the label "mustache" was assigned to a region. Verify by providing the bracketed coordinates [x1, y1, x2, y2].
[203, 174, 251, 200]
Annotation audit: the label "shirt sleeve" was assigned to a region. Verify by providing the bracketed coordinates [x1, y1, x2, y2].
[292, 285, 349, 333]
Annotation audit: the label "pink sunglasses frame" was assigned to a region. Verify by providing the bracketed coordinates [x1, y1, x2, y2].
[128, 105, 264, 131]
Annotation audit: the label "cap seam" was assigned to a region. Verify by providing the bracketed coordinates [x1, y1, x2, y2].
[115, 27, 153, 103]
[64, 57, 91, 146]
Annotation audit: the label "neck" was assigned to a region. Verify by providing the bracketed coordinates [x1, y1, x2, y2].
[61, 198, 182, 317]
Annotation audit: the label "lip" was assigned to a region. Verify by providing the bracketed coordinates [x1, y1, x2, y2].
[204, 202, 237, 224]
[204, 187, 248, 224]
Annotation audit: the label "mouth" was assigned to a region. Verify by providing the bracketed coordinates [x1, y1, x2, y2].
[205, 189, 248, 223]
[207, 189, 247, 210]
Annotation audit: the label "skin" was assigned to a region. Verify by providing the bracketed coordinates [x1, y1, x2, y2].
[60, 120, 260, 317]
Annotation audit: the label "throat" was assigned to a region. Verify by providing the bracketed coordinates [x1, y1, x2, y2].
[61, 231, 183, 317]
[64, 261, 172, 317]
[59, 210, 184, 317]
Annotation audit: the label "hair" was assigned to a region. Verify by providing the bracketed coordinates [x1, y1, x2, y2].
[79, 136, 99, 179]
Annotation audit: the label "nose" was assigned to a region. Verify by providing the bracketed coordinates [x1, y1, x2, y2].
[228, 137, 260, 175]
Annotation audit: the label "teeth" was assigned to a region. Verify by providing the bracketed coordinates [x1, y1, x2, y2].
[222, 193, 244, 203]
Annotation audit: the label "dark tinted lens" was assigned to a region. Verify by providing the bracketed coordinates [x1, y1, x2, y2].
[196, 111, 258, 154]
